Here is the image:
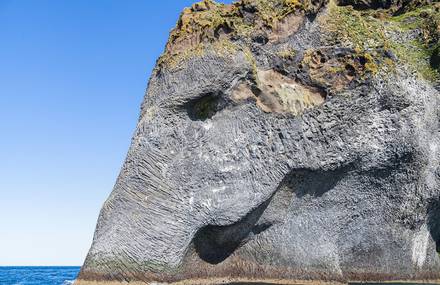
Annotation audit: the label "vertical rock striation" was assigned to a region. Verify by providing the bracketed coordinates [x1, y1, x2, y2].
[77, 0, 440, 284]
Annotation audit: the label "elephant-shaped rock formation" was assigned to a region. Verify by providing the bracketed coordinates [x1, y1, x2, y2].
[77, 0, 440, 284]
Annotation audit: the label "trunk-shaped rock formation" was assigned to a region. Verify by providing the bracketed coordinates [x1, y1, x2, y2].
[76, 0, 440, 284]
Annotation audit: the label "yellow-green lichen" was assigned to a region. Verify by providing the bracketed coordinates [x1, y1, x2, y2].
[322, 0, 439, 82]
[387, 3, 440, 81]
[157, 38, 240, 70]
[243, 46, 259, 83]
[240, 0, 301, 27]
[322, 1, 389, 50]
[363, 52, 379, 74]
[389, 39, 439, 81]
[160, 0, 321, 68]
[300, 47, 379, 92]
[276, 47, 297, 59]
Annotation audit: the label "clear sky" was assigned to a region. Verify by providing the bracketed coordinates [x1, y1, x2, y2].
[0, 0, 232, 266]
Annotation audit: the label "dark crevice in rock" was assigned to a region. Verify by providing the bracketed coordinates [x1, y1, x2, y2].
[345, 64, 357, 77]
[185, 92, 226, 121]
[252, 34, 269, 45]
[306, 12, 319, 21]
[427, 199, 440, 253]
[214, 24, 234, 39]
[358, 55, 367, 66]
[430, 46, 440, 71]
[193, 198, 273, 264]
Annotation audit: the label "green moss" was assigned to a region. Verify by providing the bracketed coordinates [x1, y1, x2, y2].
[388, 8, 424, 30]
[319, 3, 385, 81]
[323, 2, 388, 50]
[243, 46, 259, 84]
[327, 66, 346, 73]
[389, 4, 440, 39]
[240, 0, 301, 27]
[389, 39, 439, 81]
[387, 3, 440, 81]
[323, 0, 439, 82]
[363, 53, 379, 74]
[157, 44, 204, 70]
[157, 38, 240, 70]
[276, 47, 297, 59]
[160, 0, 318, 68]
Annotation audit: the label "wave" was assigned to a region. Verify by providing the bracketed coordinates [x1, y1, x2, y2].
[63, 280, 75, 285]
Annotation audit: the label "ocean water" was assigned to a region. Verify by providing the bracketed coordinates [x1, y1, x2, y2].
[0, 266, 80, 285]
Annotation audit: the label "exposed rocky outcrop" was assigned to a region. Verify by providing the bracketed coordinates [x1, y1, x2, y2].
[76, 0, 440, 284]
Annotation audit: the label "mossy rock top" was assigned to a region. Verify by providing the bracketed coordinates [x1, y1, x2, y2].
[164, 0, 326, 55]
[157, 0, 439, 83]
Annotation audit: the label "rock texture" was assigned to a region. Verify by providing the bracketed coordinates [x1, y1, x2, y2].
[77, 0, 440, 284]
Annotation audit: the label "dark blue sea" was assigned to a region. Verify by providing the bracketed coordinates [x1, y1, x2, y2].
[0, 266, 80, 285]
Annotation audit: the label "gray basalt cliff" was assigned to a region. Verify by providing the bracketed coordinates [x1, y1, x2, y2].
[76, 0, 440, 284]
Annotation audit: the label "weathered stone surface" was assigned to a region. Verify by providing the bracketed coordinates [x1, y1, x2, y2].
[77, 0, 440, 284]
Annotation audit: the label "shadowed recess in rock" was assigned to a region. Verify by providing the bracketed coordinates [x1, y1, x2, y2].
[286, 165, 352, 198]
[193, 198, 274, 264]
[431, 47, 440, 71]
[185, 92, 226, 121]
[427, 199, 440, 253]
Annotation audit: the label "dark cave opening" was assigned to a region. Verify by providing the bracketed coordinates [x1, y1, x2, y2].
[427, 200, 440, 253]
[193, 199, 272, 264]
[193, 225, 246, 264]
[185, 92, 226, 121]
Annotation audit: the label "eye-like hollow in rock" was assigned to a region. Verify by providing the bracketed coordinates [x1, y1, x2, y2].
[186, 92, 225, 121]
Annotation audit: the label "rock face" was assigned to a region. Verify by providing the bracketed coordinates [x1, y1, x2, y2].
[77, 0, 440, 284]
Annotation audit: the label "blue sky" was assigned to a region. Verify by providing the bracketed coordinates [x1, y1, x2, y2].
[0, 0, 231, 266]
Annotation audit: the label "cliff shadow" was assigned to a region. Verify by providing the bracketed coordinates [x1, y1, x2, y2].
[285, 165, 352, 198]
[427, 199, 440, 253]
